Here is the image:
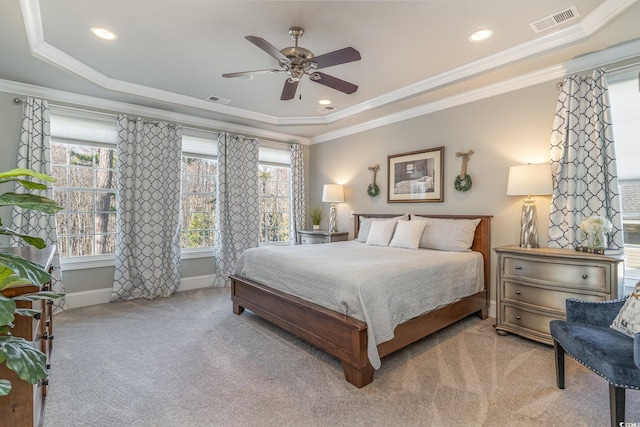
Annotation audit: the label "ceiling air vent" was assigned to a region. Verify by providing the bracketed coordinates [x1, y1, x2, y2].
[206, 95, 231, 105]
[529, 6, 580, 33]
[317, 105, 336, 113]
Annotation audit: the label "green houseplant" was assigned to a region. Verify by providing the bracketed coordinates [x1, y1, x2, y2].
[0, 168, 63, 397]
[309, 206, 323, 230]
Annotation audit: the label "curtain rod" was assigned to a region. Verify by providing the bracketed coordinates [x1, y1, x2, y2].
[556, 61, 640, 88]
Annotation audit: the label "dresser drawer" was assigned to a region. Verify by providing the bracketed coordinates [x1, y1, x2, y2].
[502, 256, 609, 292]
[501, 304, 564, 337]
[502, 280, 607, 312]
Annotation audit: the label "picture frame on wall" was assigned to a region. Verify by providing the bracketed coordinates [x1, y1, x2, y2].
[387, 146, 444, 203]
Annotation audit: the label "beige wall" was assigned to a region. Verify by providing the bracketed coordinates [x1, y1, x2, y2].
[308, 80, 561, 302]
[0, 91, 24, 247]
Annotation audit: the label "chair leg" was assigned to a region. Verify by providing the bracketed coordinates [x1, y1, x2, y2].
[553, 340, 565, 389]
[609, 384, 625, 427]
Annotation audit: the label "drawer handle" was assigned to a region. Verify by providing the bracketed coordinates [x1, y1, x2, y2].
[582, 274, 588, 279]
[515, 315, 522, 320]
[46, 364, 51, 370]
[514, 265, 523, 270]
[515, 290, 522, 295]
[43, 334, 54, 341]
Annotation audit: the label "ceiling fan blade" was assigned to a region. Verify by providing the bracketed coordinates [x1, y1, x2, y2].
[245, 36, 290, 64]
[310, 72, 358, 94]
[281, 80, 299, 100]
[312, 47, 361, 69]
[222, 69, 282, 78]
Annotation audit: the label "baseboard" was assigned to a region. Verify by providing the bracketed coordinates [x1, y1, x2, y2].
[64, 274, 216, 309]
[488, 299, 496, 319]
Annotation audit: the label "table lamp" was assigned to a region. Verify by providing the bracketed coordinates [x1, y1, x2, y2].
[322, 184, 344, 232]
[507, 164, 553, 248]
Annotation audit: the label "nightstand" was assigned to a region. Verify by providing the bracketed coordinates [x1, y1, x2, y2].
[494, 245, 625, 345]
[298, 230, 349, 245]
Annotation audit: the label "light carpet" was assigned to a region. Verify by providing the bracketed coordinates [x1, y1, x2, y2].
[44, 287, 639, 426]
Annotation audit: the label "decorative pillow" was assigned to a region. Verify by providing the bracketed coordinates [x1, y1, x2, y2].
[366, 220, 397, 247]
[411, 217, 481, 251]
[389, 220, 427, 250]
[356, 215, 408, 243]
[610, 281, 640, 337]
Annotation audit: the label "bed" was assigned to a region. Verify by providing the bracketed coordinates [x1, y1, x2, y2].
[394, 175, 434, 194]
[230, 214, 491, 387]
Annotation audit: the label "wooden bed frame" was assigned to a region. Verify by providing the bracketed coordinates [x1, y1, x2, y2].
[230, 214, 491, 388]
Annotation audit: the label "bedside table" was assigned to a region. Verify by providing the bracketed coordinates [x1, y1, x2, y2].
[298, 230, 348, 245]
[494, 245, 625, 345]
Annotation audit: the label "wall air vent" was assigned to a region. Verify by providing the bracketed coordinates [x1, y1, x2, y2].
[206, 95, 231, 105]
[317, 105, 336, 113]
[529, 6, 580, 33]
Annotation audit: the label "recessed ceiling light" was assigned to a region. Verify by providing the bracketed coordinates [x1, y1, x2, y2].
[318, 99, 332, 105]
[90, 27, 117, 41]
[468, 29, 493, 42]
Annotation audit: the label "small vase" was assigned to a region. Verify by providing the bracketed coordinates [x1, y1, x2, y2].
[588, 232, 607, 249]
[313, 224, 320, 231]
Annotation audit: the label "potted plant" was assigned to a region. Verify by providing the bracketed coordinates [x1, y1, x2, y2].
[310, 206, 323, 231]
[0, 168, 63, 397]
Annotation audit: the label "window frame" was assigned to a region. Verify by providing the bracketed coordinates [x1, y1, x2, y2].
[258, 160, 293, 246]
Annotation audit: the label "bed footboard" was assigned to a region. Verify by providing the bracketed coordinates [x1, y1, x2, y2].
[231, 275, 374, 388]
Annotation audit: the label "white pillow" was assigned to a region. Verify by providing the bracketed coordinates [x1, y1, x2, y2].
[356, 215, 408, 243]
[366, 220, 397, 247]
[389, 220, 427, 250]
[411, 217, 481, 251]
[610, 281, 640, 337]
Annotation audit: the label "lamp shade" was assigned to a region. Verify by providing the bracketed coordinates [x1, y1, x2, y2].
[507, 164, 553, 196]
[322, 184, 344, 203]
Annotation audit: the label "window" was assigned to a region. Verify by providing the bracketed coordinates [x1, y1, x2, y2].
[608, 65, 640, 292]
[52, 143, 117, 258]
[50, 111, 118, 258]
[49, 107, 295, 261]
[259, 165, 291, 243]
[181, 135, 217, 249]
[259, 145, 292, 245]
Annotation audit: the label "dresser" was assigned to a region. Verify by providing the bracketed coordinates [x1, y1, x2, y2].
[494, 245, 624, 345]
[0, 246, 55, 427]
[298, 230, 349, 245]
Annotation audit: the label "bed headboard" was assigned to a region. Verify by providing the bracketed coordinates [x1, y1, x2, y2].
[353, 214, 492, 292]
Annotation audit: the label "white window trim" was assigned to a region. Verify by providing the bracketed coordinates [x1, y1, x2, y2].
[60, 248, 215, 271]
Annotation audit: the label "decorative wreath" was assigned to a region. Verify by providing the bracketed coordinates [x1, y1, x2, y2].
[367, 183, 380, 197]
[454, 174, 472, 192]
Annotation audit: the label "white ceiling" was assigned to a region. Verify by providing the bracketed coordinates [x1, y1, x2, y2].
[1, 0, 640, 143]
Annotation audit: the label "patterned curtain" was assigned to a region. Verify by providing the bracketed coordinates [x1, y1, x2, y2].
[290, 143, 305, 244]
[213, 132, 259, 287]
[10, 97, 65, 311]
[111, 116, 182, 301]
[548, 69, 623, 250]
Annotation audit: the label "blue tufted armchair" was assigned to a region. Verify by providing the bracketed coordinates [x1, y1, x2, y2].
[550, 297, 640, 427]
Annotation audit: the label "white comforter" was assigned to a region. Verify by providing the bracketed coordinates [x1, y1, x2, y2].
[234, 241, 484, 369]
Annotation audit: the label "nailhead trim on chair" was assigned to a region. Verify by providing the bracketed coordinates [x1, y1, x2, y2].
[562, 347, 640, 390]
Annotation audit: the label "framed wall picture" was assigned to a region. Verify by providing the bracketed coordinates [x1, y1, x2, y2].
[387, 147, 444, 203]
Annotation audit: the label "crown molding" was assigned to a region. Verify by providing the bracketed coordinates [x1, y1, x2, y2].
[0, 78, 309, 144]
[20, 0, 638, 129]
[19, 0, 284, 126]
[310, 39, 640, 144]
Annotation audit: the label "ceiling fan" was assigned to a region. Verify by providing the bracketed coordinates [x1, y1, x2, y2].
[222, 27, 361, 100]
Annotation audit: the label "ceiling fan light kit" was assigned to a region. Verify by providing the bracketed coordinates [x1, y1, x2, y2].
[223, 27, 361, 101]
